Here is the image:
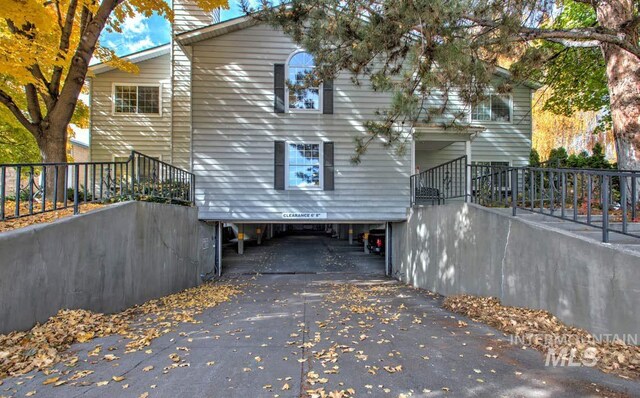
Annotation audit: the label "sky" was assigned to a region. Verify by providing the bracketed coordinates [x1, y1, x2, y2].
[100, 1, 255, 56]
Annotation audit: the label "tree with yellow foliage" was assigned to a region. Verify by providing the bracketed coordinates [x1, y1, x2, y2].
[532, 89, 612, 161]
[0, 0, 227, 197]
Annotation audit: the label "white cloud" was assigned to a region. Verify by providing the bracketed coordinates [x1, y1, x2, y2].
[122, 13, 147, 35]
[125, 36, 155, 53]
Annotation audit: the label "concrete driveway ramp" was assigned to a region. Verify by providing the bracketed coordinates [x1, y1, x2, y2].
[222, 231, 385, 275]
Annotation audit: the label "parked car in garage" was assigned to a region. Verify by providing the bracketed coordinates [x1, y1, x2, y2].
[367, 229, 386, 254]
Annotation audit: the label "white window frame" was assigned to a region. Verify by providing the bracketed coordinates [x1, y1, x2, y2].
[284, 141, 324, 190]
[470, 94, 512, 123]
[285, 51, 323, 113]
[111, 83, 163, 117]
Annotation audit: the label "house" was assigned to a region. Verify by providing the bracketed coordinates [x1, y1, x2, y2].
[88, 1, 537, 262]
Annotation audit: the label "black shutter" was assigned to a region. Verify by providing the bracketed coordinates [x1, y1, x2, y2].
[323, 79, 333, 114]
[274, 64, 285, 113]
[323, 141, 334, 191]
[274, 141, 285, 190]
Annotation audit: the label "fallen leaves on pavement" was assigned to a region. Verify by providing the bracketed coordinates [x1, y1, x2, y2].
[443, 294, 640, 379]
[0, 282, 242, 379]
[0, 309, 128, 377]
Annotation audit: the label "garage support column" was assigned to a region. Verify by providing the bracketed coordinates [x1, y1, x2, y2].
[465, 140, 472, 200]
[364, 230, 369, 254]
[237, 224, 244, 255]
[256, 226, 262, 245]
[385, 222, 392, 276]
[216, 221, 223, 276]
[348, 224, 353, 245]
[268, 224, 274, 239]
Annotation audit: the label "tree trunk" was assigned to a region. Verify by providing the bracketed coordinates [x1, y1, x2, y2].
[37, 125, 68, 204]
[597, 0, 640, 171]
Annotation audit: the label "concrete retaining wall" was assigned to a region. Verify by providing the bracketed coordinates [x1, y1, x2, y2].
[0, 201, 215, 334]
[392, 203, 640, 336]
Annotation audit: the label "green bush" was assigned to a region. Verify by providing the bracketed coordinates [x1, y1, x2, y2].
[545, 143, 613, 169]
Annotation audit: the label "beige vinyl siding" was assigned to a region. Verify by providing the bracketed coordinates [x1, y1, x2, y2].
[171, 1, 218, 171]
[171, 43, 192, 170]
[173, 0, 216, 33]
[90, 54, 171, 162]
[190, 24, 410, 222]
[416, 84, 533, 171]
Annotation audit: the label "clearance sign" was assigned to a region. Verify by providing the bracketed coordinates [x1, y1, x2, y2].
[281, 213, 328, 220]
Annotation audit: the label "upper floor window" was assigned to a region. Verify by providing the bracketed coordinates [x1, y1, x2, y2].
[471, 94, 511, 122]
[287, 52, 321, 111]
[114, 84, 160, 115]
[286, 143, 322, 189]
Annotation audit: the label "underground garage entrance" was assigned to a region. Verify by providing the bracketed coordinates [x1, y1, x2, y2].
[215, 223, 390, 276]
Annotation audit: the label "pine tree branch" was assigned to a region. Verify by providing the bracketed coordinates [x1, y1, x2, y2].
[465, 16, 640, 58]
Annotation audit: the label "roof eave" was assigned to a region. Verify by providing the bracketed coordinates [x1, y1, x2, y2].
[175, 15, 257, 46]
[493, 66, 543, 90]
[89, 44, 171, 75]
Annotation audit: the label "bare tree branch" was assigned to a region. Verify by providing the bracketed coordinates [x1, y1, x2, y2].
[24, 84, 42, 126]
[546, 38, 602, 47]
[53, 0, 119, 128]
[50, 0, 79, 98]
[0, 89, 39, 136]
[465, 15, 640, 58]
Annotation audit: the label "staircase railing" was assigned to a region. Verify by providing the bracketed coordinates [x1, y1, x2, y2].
[0, 151, 195, 221]
[410, 155, 467, 205]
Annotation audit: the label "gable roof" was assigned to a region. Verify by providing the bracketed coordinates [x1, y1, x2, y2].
[175, 15, 256, 46]
[89, 43, 170, 75]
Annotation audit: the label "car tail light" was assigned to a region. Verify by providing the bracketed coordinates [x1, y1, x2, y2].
[376, 238, 383, 248]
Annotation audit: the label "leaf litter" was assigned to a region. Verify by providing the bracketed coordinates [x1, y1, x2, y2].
[0, 282, 242, 379]
[444, 294, 640, 379]
[0, 202, 105, 233]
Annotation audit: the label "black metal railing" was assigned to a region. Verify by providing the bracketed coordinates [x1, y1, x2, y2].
[468, 164, 640, 243]
[538, 158, 563, 168]
[469, 163, 513, 207]
[410, 159, 640, 243]
[410, 155, 467, 205]
[0, 151, 195, 221]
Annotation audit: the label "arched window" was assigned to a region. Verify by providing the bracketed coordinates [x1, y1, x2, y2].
[287, 51, 321, 111]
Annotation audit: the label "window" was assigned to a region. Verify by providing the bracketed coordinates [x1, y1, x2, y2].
[471, 94, 511, 122]
[114, 85, 160, 114]
[286, 143, 322, 188]
[287, 52, 321, 111]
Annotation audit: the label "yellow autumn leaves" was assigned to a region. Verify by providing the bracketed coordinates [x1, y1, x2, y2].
[0, 282, 242, 379]
[444, 294, 640, 379]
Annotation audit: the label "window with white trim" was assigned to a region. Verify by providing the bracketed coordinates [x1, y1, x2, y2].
[114, 85, 160, 114]
[286, 143, 322, 188]
[287, 52, 321, 111]
[471, 94, 511, 122]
